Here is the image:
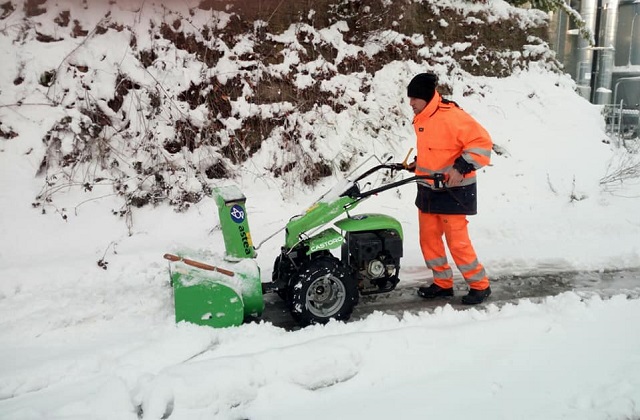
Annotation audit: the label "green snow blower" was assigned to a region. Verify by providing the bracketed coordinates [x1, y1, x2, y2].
[165, 155, 445, 328]
[164, 185, 264, 328]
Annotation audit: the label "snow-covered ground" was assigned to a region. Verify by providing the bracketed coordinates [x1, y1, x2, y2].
[2, 1, 640, 419]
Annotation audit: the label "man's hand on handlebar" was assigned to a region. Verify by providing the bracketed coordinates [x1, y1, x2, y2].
[445, 167, 464, 187]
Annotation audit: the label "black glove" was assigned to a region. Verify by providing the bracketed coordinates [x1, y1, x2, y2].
[452, 156, 474, 175]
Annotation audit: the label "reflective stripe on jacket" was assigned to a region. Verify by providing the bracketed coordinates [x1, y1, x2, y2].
[413, 91, 492, 215]
[413, 91, 492, 189]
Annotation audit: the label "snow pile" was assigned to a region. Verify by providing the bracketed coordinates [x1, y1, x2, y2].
[2, 294, 640, 419]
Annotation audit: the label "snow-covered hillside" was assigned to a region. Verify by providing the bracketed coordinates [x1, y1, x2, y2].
[1, 1, 640, 419]
[0, 0, 557, 213]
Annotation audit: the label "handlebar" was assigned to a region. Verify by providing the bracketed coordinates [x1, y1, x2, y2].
[354, 174, 446, 199]
[343, 163, 446, 199]
[351, 163, 397, 183]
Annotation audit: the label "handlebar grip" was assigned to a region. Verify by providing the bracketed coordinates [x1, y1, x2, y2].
[432, 173, 446, 189]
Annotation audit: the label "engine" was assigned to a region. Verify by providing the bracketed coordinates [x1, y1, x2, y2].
[342, 230, 403, 295]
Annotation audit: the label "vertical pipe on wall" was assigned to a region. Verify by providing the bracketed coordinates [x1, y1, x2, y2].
[630, 5, 640, 66]
[577, 0, 599, 100]
[589, 0, 603, 101]
[594, 0, 620, 104]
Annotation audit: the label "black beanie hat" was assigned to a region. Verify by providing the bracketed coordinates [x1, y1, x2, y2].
[407, 73, 438, 102]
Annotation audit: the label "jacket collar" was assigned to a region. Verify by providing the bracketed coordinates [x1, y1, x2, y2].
[413, 91, 441, 124]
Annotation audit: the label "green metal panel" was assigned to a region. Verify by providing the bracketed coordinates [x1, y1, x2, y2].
[172, 271, 245, 328]
[304, 228, 344, 255]
[170, 258, 264, 328]
[285, 196, 356, 249]
[334, 213, 403, 239]
[234, 259, 264, 317]
[213, 186, 256, 259]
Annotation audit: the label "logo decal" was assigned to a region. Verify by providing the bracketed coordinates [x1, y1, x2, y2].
[230, 204, 245, 224]
[238, 225, 253, 255]
[310, 236, 344, 253]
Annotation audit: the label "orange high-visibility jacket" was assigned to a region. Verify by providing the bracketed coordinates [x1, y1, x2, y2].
[413, 91, 492, 214]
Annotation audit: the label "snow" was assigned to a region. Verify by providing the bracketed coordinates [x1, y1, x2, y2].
[1, 1, 640, 420]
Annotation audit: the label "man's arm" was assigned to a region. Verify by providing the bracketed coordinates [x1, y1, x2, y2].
[447, 114, 492, 187]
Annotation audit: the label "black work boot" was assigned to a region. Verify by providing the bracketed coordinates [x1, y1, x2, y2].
[461, 287, 491, 305]
[418, 283, 454, 299]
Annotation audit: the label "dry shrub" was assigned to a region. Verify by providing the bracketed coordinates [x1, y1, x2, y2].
[29, 0, 556, 217]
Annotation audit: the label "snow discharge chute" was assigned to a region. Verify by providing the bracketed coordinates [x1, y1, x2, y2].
[164, 185, 264, 328]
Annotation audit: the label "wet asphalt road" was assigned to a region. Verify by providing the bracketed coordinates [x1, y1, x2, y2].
[260, 268, 640, 331]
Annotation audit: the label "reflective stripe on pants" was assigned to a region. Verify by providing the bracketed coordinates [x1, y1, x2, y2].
[418, 212, 489, 290]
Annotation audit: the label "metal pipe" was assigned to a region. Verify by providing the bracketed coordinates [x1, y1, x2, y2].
[618, 100, 623, 138]
[594, 0, 620, 104]
[589, 0, 603, 102]
[630, 11, 639, 65]
[578, 0, 599, 100]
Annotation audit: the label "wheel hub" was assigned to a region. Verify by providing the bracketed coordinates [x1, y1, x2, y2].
[306, 274, 346, 317]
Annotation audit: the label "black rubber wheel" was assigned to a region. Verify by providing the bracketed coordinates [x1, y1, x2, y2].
[272, 255, 291, 301]
[289, 256, 358, 326]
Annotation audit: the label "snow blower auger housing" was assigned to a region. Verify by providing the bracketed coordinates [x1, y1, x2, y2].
[164, 185, 264, 328]
[264, 161, 446, 327]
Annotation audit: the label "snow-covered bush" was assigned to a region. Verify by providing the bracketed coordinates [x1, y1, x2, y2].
[0, 0, 559, 214]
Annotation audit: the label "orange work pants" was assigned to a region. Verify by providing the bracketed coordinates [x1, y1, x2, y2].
[418, 212, 489, 290]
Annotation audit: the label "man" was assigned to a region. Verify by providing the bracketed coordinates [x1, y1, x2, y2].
[407, 72, 493, 305]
